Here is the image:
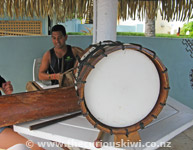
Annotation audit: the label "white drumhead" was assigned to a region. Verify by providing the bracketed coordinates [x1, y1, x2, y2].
[84, 49, 160, 127]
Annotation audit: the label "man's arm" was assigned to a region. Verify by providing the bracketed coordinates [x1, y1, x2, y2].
[71, 47, 84, 60]
[38, 51, 60, 81]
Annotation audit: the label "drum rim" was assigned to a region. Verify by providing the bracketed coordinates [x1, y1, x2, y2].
[75, 42, 169, 135]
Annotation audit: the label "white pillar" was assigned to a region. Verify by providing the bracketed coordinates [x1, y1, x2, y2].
[93, 0, 118, 43]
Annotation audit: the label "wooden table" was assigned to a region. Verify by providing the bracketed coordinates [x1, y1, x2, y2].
[14, 96, 193, 150]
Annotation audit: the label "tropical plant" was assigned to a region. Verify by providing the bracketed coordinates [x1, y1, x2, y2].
[81, 27, 93, 35]
[181, 21, 193, 35]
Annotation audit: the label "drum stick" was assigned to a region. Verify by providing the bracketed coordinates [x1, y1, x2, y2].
[94, 131, 104, 148]
[31, 81, 43, 91]
[29, 111, 81, 130]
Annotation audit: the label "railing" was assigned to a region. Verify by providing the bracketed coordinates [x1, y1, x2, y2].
[0, 30, 41, 36]
[0, 20, 42, 36]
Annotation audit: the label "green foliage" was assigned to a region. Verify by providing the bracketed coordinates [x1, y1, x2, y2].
[67, 31, 193, 38]
[190, 31, 193, 36]
[156, 33, 192, 38]
[117, 32, 193, 38]
[117, 32, 144, 36]
[181, 21, 193, 35]
[67, 32, 86, 35]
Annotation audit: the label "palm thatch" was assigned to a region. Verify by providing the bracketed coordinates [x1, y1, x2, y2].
[118, 0, 193, 21]
[0, 0, 91, 21]
[0, 0, 192, 22]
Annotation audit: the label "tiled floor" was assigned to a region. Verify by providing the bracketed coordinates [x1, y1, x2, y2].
[158, 125, 193, 150]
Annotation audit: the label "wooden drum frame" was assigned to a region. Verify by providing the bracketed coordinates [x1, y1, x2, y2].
[74, 41, 170, 144]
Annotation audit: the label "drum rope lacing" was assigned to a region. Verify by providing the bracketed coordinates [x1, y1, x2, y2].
[74, 41, 130, 134]
[75, 41, 125, 86]
[69, 41, 126, 129]
[140, 122, 145, 129]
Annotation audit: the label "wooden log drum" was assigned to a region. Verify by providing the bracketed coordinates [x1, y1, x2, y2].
[0, 86, 80, 128]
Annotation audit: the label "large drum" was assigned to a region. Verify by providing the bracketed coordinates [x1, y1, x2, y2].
[74, 41, 169, 136]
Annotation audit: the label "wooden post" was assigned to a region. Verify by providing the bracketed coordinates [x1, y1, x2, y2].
[93, 0, 118, 43]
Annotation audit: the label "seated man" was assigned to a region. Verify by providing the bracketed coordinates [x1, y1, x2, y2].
[39, 24, 84, 86]
[0, 75, 44, 150]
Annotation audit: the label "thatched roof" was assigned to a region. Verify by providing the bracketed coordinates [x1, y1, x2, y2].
[118, 0, 193, 21]
[0, 0, 192, 22]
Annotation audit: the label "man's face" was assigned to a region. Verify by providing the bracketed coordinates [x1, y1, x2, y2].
[51, 31, 67, 49]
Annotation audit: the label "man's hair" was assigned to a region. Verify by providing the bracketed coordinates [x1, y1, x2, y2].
[51, 24, 66, 36]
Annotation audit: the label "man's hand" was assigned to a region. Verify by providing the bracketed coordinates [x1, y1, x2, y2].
[2, 81, 13, 95]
